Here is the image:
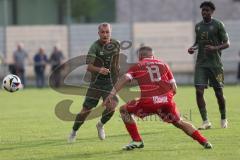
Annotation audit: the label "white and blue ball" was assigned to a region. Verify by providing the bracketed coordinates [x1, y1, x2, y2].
[2, 74, 22, 92]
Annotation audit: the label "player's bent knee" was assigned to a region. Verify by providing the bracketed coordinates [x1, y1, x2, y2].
[120, 105, 127, 114]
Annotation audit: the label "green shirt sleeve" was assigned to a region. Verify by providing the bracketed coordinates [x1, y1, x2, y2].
[218, 21, 229, 42]
[86, 43, 97, 64]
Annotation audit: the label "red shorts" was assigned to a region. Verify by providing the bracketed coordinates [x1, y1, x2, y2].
[124, 95, 180, 123]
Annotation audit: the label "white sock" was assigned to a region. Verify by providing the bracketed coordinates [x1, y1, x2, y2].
[203, 120, 209, 123]
[72, 130, 77, 135]
[98, 121, 104, 127]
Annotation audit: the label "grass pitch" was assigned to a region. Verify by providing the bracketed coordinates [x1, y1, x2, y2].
[0, 86, 240, 160]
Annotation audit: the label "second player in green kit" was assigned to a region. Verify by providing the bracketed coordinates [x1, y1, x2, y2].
[188, 1, 230, 130]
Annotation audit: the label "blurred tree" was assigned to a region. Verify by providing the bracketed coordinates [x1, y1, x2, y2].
[71, 0, 115, 23]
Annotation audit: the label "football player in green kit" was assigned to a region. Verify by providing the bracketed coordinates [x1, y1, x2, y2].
[68, 23, 120, 142]
[188, 1, 230, 130]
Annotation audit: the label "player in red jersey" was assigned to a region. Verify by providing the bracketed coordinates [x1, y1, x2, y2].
[104, 46, 212, 150]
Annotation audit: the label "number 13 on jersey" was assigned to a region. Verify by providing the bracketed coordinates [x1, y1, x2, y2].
[146, 65, 161, 82]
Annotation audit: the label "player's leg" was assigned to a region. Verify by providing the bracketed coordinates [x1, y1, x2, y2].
[68, 86, 101, 142]
[173, 120, 212, 149]
[96, 81, 119, 140]
[100, 95, 118, 125]
[72, 107, 92, 131]
[195, 86, 211, 129]
[100, 81, 119, 125]
[194, 67, 211, 129]
[96, 80, 118, 140]
[68, 106, 92, 143]
[158, 102, 212, 149]
[213, 87, 227, 128]
[209, 67, 227, 128]
[120, 101, 144, 150]
[237, 63, 240, 84]
[96, 96, 118, 140]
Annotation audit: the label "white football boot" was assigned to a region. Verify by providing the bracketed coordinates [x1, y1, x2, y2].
[96, 121, 105, 140]
[221, 119, 228, 128]
[198, 120, 212, 130]
[68, 130, 77, 143]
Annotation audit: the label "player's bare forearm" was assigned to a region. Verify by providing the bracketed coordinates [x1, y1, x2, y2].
[215, 41, 230, 50]
[111, 74, 130, 95]
[87, 64, 109, 75]
[205, 41, 230, 52]
[87, 64, 99, 72]
[103, 74, 130, 107]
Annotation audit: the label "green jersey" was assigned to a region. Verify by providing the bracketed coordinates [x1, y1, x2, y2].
[195, 18, 229, 68]
[86, 39, 120, 83]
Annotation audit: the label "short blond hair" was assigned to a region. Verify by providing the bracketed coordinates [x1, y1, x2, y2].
[98, 22, 112, 31]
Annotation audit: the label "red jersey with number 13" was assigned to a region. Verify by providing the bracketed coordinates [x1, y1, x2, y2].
[126, 58, 175, 98]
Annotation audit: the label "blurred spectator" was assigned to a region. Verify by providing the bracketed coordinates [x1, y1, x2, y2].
[49, 45, 64, 88]
[13, 43, 28, 86]
[34, 47, 48, 88]
[237, 51, 240, 84]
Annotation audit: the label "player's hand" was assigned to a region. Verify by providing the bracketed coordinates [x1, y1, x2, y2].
[99, 67, 110, 75]
[171, 83, 177, 95]
[187, 47, 195, 54]
[205, 45, 217, 52]
[103, 95, 114, 106]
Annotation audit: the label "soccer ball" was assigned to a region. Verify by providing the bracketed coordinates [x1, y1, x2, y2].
[2, 74, 22, 92]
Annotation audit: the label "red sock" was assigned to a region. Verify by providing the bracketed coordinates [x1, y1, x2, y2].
[191, 130, 207, 144]
[124, 123, 142, 142]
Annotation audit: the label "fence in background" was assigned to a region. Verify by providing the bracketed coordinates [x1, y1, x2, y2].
[0, 21, 239, 85]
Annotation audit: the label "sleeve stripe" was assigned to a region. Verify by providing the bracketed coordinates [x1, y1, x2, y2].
[169, 79, 176, 84]
[125, 73, 133, 80]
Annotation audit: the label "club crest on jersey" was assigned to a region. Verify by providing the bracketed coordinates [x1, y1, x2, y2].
[209, 25, 214, 30]
[105, 43, 115, 50]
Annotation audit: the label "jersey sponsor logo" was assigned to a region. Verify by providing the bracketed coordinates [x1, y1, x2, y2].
[152, 96, 168, 104]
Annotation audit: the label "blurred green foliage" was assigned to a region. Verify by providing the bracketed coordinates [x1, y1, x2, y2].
[71, 0, 115, 23]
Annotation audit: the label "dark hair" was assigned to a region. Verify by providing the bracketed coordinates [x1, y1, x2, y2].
[138, 46, 153, 53]
[138, 46, 153, 57]
[200, 1, 215, 11]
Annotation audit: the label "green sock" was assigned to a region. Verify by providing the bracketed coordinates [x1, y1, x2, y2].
[219, 106, 226, 120]
[199, 107, 208, 121]
[72, 114, 84, 131]
[100, 109, 115, 124]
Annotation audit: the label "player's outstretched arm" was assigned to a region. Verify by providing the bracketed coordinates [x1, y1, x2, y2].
[103, 74, 131, 106]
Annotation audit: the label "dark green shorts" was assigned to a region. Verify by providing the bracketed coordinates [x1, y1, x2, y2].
[83, 79, 118, 109]
[194, 67, 224, 88]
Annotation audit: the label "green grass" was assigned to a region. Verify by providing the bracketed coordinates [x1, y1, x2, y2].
[0, 86, 240, 160]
